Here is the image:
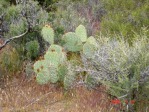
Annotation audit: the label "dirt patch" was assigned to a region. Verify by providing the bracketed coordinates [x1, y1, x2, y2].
[0, 76, 117, 112]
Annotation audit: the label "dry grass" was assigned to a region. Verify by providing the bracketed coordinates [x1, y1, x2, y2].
[0, 75, 119, 112]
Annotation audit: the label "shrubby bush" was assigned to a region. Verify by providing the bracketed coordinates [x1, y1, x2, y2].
[81, 29, 149, 111]
[49, 0, 105, 37]
[26, 40, 39, 60]
[0, 45, 21, 78]
[0, 0, 48, 77]
[100, 0, 149, 42]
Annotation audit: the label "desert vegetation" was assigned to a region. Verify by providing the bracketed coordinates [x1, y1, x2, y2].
[0, 0, 149, 112]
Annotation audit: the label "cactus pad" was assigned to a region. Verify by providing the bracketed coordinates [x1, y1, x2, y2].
[44, 44, 67, 67]
[34, 60, 51, 84]
[75, 25, 87, 42]
[86, 36, 98, 47]
[41, 24, 54, 44]
[83, 36, 98, 58]
[63, 32, 83, 52]
[33, 60, 59, 84]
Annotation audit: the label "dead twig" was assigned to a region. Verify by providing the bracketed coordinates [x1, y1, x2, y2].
[0, 30, 28, 50]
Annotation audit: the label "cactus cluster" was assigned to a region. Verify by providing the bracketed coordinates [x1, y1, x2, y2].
[63, 24, 98, 58]
[33, 24, 98, 88]
[34, 24, 67, 84]
[63, 32, 83, 52]
[33, 44, 67, 84]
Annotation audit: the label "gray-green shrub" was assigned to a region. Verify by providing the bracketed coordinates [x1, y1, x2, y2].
[81, 31, 149, 111]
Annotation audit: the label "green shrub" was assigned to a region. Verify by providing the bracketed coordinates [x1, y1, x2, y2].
[81, 32, 149, 111]
[0, 0, 49, 77]
[49, 0, 104, 37]
[26, 40, 39, 60]
[0, 46, 22, 78]
[100, 0, 149, 42]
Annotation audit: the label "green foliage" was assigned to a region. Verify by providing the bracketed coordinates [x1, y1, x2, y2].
[9, 19, 27, 36]
[1, 0, 48, 42]
[41, 25, 54, 44]
[0, 0, 49, 77]
[100, 0, 149, 41]
[84, 74, 97, 88]
[5, 5, 21, 21]
[26, 40, 39, 60]
[50, 1, 86, 32]
[34, 59, 59, 84]
[82, 33, 149, 111]
[47, 66, 59, 83]
[0, 0, 9, 9]
[0, 46, 22, 77]
[54, 26, 65, 44]
[49, 0, 104, 36]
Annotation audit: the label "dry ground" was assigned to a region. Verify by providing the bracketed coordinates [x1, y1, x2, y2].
[0, 75, 121, 112]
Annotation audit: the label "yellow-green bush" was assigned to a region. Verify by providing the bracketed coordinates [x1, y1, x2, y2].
[0, 45, 22, 78]
[100, 0, 149, 42]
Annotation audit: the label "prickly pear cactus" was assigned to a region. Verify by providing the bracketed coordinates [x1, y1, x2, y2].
[34, 24, 97, 86]
[83, 36, 98, 58]
[41, 24, 54, 44]
[75, 25, 87, 42]
[63, 32, 83, 52]
[48, 44, 67, 64]
[34, 59, 59, 84]
[86, 36, 98, 47]
[33, 60, 45, 74]
[33, 60, 51, 84]
[44, 44, 67, 67]
[33, 44, 67, 84]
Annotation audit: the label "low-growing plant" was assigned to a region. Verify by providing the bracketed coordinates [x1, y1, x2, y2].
[33, 24, 98, 89]
[100, 0, 149, 42]
[26, 40, 40, 60]
[49, 0, 104, 36]
[81, 32, 149, 111]
[0, 45, 22, 78]
[0, 0, 49, 79]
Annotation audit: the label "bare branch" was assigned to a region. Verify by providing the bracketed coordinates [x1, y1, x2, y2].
[0, 30, 28, 50]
